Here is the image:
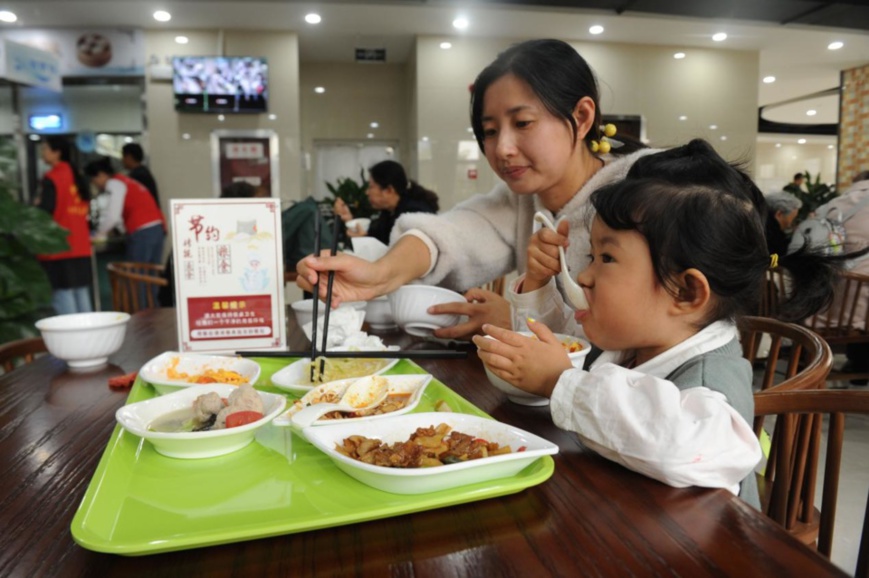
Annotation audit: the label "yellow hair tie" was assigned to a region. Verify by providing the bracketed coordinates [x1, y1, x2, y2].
[769, 253, 779, 268]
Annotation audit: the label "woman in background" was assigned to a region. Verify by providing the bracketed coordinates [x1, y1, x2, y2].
[36, 136, 93, 315]
[334, 160, 439, 245]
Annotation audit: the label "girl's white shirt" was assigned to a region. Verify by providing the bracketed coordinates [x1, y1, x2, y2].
[550, 320, 762, 496]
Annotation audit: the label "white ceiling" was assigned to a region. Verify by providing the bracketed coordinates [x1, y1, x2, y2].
[5, 1, 868, 125]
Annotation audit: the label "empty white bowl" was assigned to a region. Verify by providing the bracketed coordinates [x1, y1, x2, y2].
[483, 332, 591, 406]
[365, 296, 397, 331]
[387, 285, 464, 337]
[291, 298, 366, 329]
[35, 311, 130, 369]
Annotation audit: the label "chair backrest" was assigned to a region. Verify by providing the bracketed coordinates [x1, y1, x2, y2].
[758, 266, 787, 318]
[806, 269, 869, 342]
[107, 261, 168, 314]
[740, 316, 832, 548]
[754, 389, 869, 576]
[0, 337, 47, 374]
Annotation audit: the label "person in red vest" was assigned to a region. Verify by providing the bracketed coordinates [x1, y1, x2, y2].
[85, 156, 166, 265]
[36, 136, 93, 315]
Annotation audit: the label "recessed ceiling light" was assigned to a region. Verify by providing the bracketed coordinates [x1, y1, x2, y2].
[421, 136, 430, 142]
[763, 75, 776, 84]
[268, 114, 277, 120]
[440, 42, 452, 49]
[28, 134, 40, 141]
[367, 133, 375, 139]
[123, 136, 133, 143]
[182, 133, 191, 140]
[797, 138, 806, 144]
[153, 10, 171, 22]
[452, 17, 469, 30]
[775, 143, 781, 148]
[720, 135, 727, 141]
[589, 25, 604, 35]
[0, 10, 17, 22]
[370, 122, 379, 128]
[712, 32, 727, 42]
[827, 41, 844, 50]
[678, 115, 688, 121]
[314, 86, 325, 94]
[175, 36, 189, 45]
[806, 109, 817, 116]
[217, 114, 225, 122]
[673, 52, 686, 59]
[709, 124, 718, 130]
[827, 144, 835, 149]
[305, 13, 322, 24]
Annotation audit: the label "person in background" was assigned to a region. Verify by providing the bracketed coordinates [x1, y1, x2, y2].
[284, 197, 333, 274]
[299, 39, 651, 339]
[783, 172, 805, 195]
[764, 191, 802, 256]
[84, 157, 165, 265]
[121, 143, 160, 205]
[334, 160, 439, 245]
[35, 136, 93, 315]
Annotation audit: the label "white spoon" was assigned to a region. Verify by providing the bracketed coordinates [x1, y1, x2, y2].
[290, 375, 390, 428]
[533, 211, 589, 310]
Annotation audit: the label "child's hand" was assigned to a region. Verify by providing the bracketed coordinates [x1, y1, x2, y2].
[473, 320, 573, 397]
[523, 219, 570, 293]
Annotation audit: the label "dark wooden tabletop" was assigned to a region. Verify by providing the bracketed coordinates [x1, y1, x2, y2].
[0, 308, 847, 577]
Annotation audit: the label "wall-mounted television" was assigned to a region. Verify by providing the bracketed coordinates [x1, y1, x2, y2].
[173, 56, 268, 114]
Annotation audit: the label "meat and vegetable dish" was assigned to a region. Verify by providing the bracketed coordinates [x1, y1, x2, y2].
[149, 384, 265, 432]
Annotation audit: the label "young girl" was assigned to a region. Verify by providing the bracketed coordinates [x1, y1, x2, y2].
[474, 144, 846, 506]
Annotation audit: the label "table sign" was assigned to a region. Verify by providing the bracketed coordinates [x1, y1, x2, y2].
[170, 198, 286, 353]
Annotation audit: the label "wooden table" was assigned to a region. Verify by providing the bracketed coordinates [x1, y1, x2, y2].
[0, 308, 847, 576]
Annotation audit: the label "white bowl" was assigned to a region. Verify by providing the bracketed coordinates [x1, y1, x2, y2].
[482, 332, 591, 406]
[271, 356, 399, 394]
[139, 351, 262, 395]
[273, 374, 432, 428]
[365, 296, 397, 331]
[387, 285, 465, 337]
[115, 384, 286, 459]
[346, 218, 371, 233]
[35, 311, 130, 369]
[304, 412, 558, 494]
[291, 298, 367, 329]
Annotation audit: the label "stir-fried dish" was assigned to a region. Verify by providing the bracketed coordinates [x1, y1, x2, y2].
[165, 356, 249, 385]
[149, 384, 265, 432]
[336, 423, 520, 468]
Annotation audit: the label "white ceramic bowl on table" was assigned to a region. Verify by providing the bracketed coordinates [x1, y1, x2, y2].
[35, 311, 130, 369]
[365, 296, 397, 331]
[115, 384, 286, 459]
[304, 412, 559, 494]
[290, 298, 367, 329]
[387, 285, 465, 337]
[139, 351, 262, 395]
[483, 332, 591, 407]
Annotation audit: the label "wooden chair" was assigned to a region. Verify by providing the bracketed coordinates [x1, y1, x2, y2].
[754, 388, 869, 575]
[758, 266, 787, 318]
[739, 316, 833, 549]
[806, 269, 869, 383]
[107, 262, 168, 314]
[0, 337, 47, 374]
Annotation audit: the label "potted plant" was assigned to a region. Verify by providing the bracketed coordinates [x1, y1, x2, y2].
[325, 168, 375, 219]
[790, 170, 838, 221]
[0, 153, 69, 342]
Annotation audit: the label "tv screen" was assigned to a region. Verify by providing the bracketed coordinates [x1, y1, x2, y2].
[173, 56, 268, 113]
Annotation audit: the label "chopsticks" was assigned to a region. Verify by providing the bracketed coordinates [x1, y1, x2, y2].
[318, 214, 341, 378]
[309, 216, 321, 381]
[236, 349, 468, 360]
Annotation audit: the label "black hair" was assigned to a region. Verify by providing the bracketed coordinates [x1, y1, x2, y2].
[44, 136, 90, 201]
[369, 160, 439, 212]
[122, 142, 144, 162]
[221, 181, 257, 198]
[470, 38, 644, 155]
[591, 139, 853, 324]
[794, 172, 804, 180]
[83, 156, 116, 178]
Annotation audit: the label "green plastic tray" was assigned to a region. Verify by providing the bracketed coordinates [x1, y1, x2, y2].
[71, 359, 556, 555]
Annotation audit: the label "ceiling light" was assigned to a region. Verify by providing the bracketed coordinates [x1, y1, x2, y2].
[28, 134, 40, 141]
[828, 144, 834, 149]
[775, 143, 781, 148]
[673, 52, 686, 60]
[182, 133, 191, 140]
[806, 109, 817, 116]
[452, 17, 468, 30]
[370, 122, 379, 128]
[123, 136, 133, 143]
[0, 10, 17, 22]
[827, 41, 843, 50]
[720, 135, 727, 141]
[440, 42, 452, 49]
[797, 138, 806, 144]
[305, 13, 322, 24]
[217, 114, 225, 122]
[153, 10, 171, 22]
[175, 36, 189, 45]
[678, 115, 687, 121]
[712, 32, 727, 42]
[314, 86, 325, 94]
[762, 76, 776, 84]
[709, 124, 718, 130]
[268, 114, 277, 120]
[589, 25, 604, 35]
[367, 133, 375, 139]
[421, 136, 429, 142]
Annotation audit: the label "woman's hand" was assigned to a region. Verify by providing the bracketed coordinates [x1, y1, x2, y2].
[430, 288, 511, 340]
[296, 251, 388, 305]
[472, 320, 572, 397]
[333, 198, 353, 222]
[523, 219, 570, 293]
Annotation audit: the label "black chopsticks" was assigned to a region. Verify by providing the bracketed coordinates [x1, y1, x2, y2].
[309, 216, 321, 381]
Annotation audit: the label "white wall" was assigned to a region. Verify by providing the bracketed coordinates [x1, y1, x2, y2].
[0, 85, 15, 132]
[414, 36, 760, 210]
[756, 140, 838, 193]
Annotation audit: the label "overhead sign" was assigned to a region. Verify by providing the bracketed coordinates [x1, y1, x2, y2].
[0, 39, 61, 91]
[355, 48, 386, 63]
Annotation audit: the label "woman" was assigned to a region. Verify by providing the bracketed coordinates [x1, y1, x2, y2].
[85, 156, 165, 265]
[334, 160, 439, 245]
[36, 136, 93, 315]
[298, 39, 651, 339]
